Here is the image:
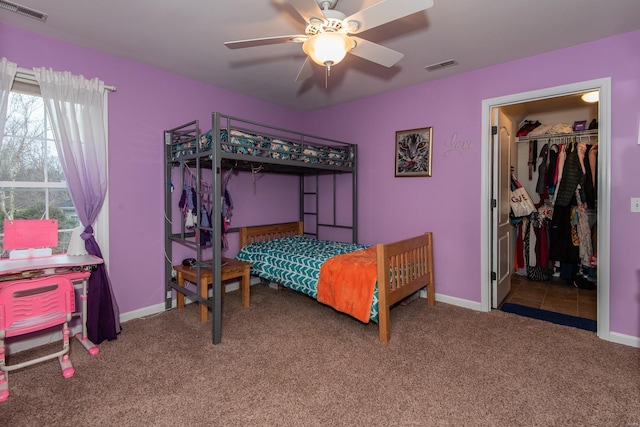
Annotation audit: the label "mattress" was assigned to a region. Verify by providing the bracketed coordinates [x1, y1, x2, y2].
[171, 128, 354, 167]
[235, 235, 380, 322]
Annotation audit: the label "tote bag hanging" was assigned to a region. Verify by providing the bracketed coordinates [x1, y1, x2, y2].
[510, 175, 536, 217]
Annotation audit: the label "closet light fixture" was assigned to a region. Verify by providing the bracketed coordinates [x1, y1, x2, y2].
[581, 91, 599, 103]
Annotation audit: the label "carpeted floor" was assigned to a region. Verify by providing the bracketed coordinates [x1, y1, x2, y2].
[2, 284, 639, 426]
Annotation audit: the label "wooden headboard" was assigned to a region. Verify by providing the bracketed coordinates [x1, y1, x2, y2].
[238, 221, 304, 249]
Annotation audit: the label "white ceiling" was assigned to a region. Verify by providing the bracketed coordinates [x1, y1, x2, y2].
[2, 0, 640, 112]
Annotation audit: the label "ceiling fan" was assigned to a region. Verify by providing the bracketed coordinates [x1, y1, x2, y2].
[224, 0, 434, 84]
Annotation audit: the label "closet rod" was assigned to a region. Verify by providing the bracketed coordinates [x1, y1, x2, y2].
[517, 136, 598, 145]
[517, 130, 598, 144]
[15, 66, 117, 92]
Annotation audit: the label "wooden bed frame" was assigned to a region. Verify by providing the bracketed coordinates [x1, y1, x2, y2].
[239, 221, 435, 342]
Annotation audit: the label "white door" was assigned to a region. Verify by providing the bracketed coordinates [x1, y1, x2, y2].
[492, 107, 514, 308]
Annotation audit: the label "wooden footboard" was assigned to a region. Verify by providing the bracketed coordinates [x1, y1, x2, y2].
[376, 232, 435, 343]
[237, 222, 434, 343]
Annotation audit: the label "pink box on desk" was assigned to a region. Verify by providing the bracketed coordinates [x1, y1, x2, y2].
[3, 219, 58, 251]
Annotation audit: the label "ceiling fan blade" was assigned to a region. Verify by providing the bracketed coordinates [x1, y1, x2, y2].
[224, 35, 305, 49]
[345, 0, 434, 34]
[295, 58, 314, 82]
[349, 37, 404, 67]
[287, 0, 325, 24]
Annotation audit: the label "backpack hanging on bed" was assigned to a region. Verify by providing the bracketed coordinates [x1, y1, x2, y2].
[221, 170, 234, 250]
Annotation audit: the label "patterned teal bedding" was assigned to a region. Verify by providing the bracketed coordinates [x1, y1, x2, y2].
[235, 236, 380, 323]
[171, 129, 354, 167]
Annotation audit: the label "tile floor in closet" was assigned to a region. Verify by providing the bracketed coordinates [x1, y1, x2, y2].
[501, 274, 597, 321]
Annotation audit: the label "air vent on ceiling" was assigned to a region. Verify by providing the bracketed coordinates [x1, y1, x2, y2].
[424, 59, 458, 72]
[0, 0, 47, 22]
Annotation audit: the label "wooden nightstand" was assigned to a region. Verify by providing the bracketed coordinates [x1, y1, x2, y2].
[173, 257, 252, 322]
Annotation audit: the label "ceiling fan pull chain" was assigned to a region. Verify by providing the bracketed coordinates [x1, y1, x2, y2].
[325, 65, 329, 89]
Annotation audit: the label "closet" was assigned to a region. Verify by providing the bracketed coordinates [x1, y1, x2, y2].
[500, 92, 599, 318]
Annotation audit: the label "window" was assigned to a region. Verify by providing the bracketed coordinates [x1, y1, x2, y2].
[0, 91, 79, 256]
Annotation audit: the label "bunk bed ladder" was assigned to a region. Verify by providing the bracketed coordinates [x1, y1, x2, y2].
[301, 174, 319, 238]
[301, 170, 358, 244]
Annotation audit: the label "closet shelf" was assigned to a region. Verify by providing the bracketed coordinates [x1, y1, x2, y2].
[516, 129, 598, 144]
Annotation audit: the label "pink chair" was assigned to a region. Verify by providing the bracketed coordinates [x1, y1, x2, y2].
[0, 274, 77, 402]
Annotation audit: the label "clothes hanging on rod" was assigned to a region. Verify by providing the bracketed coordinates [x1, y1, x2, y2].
[554, 143, 585, 207]
[178, 166, 212, 235]
[514, 138, 598, 285]
[178, 166, 234, 250]
[528, 140, 538, 179]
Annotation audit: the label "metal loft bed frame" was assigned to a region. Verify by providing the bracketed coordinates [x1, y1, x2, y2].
[163, 112, 358, 344]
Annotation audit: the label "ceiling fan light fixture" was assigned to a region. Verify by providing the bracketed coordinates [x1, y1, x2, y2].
[302, 32, 352, 67]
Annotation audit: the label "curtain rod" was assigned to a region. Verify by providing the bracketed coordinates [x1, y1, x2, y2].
[15, 66, 117, 92]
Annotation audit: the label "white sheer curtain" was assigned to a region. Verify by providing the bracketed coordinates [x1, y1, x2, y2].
[0, 58, 18, 150]
[34, 67, 121, 343]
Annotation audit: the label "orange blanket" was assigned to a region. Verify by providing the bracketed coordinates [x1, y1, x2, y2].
[316, 246, 377, 323]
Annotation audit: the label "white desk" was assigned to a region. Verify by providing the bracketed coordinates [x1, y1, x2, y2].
[0, 254, 104, 355]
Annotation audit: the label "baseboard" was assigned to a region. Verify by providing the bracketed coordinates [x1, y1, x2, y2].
[119, 278, 254, 323]
[119, 301, 167, 323]
[425, 291, 485, 311]
[608, 331, 640, 348]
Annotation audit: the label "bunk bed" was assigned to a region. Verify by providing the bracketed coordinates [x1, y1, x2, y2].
[164, 113, 434, 344]
[165, 113, 359, 344]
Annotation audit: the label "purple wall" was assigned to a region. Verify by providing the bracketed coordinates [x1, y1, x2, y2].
[3, 22, 640, 340]
[304, 30, 640, 338]
[1, 23, 302, 314]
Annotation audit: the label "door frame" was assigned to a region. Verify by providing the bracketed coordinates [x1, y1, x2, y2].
[480, 77, 611, 341]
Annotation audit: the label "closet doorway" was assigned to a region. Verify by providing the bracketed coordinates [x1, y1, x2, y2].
[480, 78, 611, 341]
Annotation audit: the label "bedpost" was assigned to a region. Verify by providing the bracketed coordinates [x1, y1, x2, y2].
[239, 226, 248, 250]
[425, 232, 435, 307]
[376, 243, 391, 343]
